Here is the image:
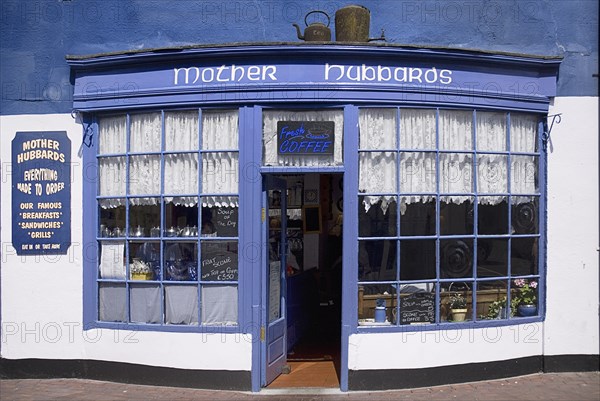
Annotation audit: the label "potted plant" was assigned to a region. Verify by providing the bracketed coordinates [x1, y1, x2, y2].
[449, 293, 468, 321]
[486, 298, 507, 319]
[485, 296, 516, 319]
[513, 279, 538, 316]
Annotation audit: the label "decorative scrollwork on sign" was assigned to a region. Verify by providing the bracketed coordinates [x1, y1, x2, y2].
[543, 113, 562, 152]
[73, 109, 94, 158]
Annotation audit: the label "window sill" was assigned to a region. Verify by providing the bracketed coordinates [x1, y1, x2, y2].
[355, 315, 543, 333]
[85, 321, 242, 333]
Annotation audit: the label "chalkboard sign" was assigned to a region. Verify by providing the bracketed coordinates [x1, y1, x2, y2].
[400, 292, 435, 324]
[303, 205, 321, 234]
[212, 207, 238, 237]
[200, 247, 238, 281]
[277, 121, 334, 155]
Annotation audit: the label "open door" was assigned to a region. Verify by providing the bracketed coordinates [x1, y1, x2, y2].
[262, 176, 288, 386]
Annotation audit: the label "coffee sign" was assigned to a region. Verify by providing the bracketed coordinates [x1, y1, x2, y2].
[277, 121, 334, 155]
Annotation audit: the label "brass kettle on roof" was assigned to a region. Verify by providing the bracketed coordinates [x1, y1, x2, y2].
[335, 5, 386, 42]
[293, 10, 331, 41]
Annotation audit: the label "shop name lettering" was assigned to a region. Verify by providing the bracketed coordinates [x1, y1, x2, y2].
[15, 139, 66, 196]
[173, 64, 453, 85]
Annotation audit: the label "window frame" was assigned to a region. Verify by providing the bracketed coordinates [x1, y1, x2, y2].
[82, 104, 547, 334]
[84, 107, 243, 333]
[355, 106, 546, 332]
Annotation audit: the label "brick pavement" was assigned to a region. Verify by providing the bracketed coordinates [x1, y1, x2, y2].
[0, 372, 598, 401]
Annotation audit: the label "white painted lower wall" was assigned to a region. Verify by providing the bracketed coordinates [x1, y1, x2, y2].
[349, 324, 543, 370]
[0, 114, 252, 371]
[545, 96, 599, 357]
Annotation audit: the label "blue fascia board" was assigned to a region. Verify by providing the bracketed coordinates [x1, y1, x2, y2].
[68, 44, 560, 114]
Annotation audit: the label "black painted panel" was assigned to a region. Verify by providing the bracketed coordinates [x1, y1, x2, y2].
[349, 356, 543, 390]
[0, 358, 251, 391]
[544, 355, 600, 373]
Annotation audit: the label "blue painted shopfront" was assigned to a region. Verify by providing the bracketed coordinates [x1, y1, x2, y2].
[69, 44, 559, 391]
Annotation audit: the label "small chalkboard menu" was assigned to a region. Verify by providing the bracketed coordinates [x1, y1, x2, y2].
[212, 207, 238, 237]
[400, 292, 435, 324]
[277, 121, 334, 156]
[200, 246, 238, 281]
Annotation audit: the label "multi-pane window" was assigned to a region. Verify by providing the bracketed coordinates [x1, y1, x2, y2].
[357, 108, 541, 326]
[96, 110, 239, 326]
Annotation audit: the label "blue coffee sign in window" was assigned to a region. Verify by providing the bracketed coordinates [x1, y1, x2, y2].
[12, 131, 71, 255]
[277, 121, 334, 155]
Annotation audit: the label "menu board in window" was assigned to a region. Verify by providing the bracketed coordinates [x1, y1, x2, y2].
[213, 207, 238, 237]
[203, 206, 238, 237]
[400, 292, 435, 324]
[200, 244, 238, 281]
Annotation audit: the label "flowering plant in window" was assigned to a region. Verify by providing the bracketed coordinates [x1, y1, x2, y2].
[513, 279, 537, 306]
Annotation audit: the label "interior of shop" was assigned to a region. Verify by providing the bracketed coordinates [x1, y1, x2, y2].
[267, 173, 343, 388]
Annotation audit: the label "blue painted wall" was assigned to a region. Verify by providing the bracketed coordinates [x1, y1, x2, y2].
[1, 0, 597, 115]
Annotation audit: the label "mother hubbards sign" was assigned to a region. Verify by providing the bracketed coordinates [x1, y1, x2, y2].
[12, 131, 71, 255]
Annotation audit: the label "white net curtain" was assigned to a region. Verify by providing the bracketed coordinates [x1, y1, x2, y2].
[359, 109, 538, 213]
[201, 111, 239, 208]
[164, 110, 199, 206]
[98, 110, 239, 208]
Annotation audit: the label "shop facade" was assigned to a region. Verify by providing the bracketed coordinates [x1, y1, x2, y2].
[1, 1, 598, 393]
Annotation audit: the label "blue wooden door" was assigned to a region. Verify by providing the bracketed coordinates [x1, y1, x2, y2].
[262, 176, 288, 386]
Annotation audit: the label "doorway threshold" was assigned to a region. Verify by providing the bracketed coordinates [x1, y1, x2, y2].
[261, 387, 343, 395]
[267, 360, 339, 389]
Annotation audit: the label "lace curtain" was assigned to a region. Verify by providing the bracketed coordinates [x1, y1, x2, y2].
[359, 109, 398, 213]
[98, 116, 126, 208]
[201, 111, 239, 207]
[359, 109, 539, 212]
[98, 111, 239, 208]
[510, 114, 538, 204]
[400, 110, 437, 211]
[263, 109, 344, 166]
[164, 111, 199, 206]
